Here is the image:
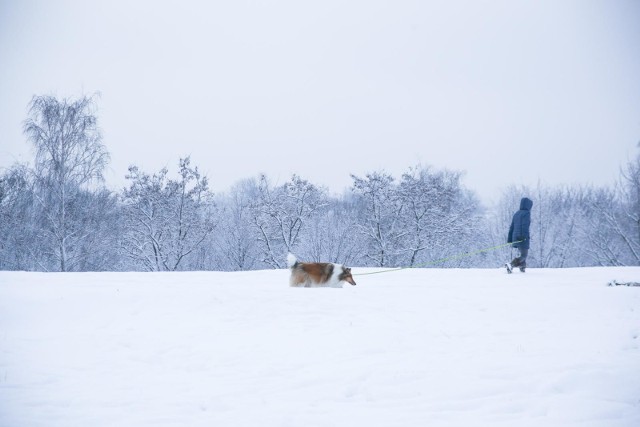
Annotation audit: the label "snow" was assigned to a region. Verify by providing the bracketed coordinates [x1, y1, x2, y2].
[1, 267, 639, 427]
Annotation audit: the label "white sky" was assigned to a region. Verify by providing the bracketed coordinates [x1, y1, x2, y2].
[1, 0, 639, 203]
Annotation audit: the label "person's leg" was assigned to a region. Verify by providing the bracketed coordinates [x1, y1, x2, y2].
[511, 247, 522, 267]
[518, 248, 529, 271]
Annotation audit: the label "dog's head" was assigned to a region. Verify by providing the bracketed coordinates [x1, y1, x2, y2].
[339, 266, 356, 286]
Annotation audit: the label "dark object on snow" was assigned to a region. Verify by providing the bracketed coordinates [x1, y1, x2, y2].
[505, 261, 526, 274]
[608, 280, 640, 287]
[507, 197, 533, 271]
[508, 197, 533, 250]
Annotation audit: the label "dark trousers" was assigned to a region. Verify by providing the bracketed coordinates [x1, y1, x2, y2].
[511, 248, 528, 267]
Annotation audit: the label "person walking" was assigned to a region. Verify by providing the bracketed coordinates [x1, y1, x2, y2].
[506, 197, 533, 273]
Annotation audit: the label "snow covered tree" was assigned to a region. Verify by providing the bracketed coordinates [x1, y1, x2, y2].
[576, 187, 629, 266]
[304, 195, 361, 265]
[120, 157, 216, 271]
[566, 151, 640, 267]
[618, 151, 640, 264]
[0, 164, 39, 270]
[249, 174, 327, 268]
[351, 171, 404, 267]
[396, 166, 479, 267]
[61, 186, 120, 271]
[23, 94, 111, 271]
[208, 179, 261, 271]
[516, 183, 582, 268]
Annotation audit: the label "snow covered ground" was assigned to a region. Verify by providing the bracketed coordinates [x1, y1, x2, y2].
[1, 267, 639, 427]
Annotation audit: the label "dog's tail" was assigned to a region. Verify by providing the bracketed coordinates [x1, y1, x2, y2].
[286, 253, 298, 269]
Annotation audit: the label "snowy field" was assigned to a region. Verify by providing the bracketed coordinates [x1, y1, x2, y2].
[1, 267, 639, 427]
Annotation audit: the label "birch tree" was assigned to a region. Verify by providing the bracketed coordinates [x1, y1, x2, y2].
[23, 94, 110, 271]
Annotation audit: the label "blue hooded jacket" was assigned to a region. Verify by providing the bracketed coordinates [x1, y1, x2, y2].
[508, 197, 533, 249]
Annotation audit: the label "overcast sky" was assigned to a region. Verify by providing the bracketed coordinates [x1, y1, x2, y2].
[1, 0, 639, 203]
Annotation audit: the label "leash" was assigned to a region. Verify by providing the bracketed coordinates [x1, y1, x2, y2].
[353, 240, 522, 276]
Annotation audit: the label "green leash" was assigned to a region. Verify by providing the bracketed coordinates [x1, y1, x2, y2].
[353, 240, 522, 276]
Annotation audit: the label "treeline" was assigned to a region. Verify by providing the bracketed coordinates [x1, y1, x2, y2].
[1, 95, 638, 271]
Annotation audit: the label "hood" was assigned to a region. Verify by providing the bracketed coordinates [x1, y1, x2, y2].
[519, 197, 533, 211]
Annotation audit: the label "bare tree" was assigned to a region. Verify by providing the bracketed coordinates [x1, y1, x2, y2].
[23, 94, 110, 271]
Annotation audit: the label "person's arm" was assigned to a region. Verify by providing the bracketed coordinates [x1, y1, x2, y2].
[507, 221, 514, 243]
[522, 211, 531, 242]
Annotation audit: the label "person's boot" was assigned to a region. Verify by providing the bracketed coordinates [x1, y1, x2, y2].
[519, 261, 526, 273]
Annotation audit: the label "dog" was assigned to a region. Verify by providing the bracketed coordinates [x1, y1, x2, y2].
[287, 253, 356, 288]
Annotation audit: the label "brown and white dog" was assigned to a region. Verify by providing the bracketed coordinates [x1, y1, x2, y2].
[287, 253, 357, 288]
